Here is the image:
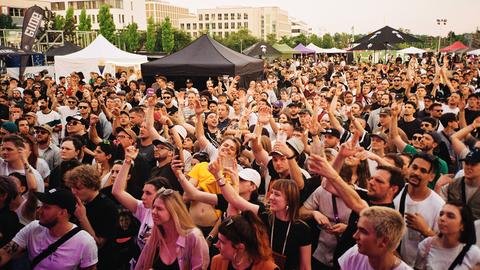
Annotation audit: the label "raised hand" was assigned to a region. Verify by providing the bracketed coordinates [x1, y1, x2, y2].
[171, 157, 184, 176]
[207, 157, 223, 179]
[257, 105, 272, 124]
[308, 154, 340, 180]
[124, 145, 139, 162]
[90, 113, 99, 126]
[194, 98, 203, 115]
[147, 96, 157, 108]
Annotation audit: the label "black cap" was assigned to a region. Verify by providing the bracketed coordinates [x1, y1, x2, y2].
[424, 95, 435, 101]
[185, 79, 193, 84]
[152, 139, 175, 151]
[322, 128, 341, 138]
[287, 102, 301, 108]
[66, 114, 87, 126]
[35, 188, 77, 215]
[461, 149, 480, 164]
[298, 108, 311, 115]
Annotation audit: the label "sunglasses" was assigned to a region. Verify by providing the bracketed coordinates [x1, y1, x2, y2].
[79, 106, 89, 109]
[163, 96, 172, 100]
[34, 130, 48, 135]
[67, 101, 76, 104]
[67, 121, 80, 126]
[420, 123, 432, 127]
[412, 135, 423, 141]
[157, 187, 174, 196]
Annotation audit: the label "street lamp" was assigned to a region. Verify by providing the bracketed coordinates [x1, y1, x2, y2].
[260, 44, 267, 60]
[437, 18, 447, 53]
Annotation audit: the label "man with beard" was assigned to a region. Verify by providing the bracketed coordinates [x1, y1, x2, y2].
[0, 188, 98, 269]
[393, 153, 444, 266]
[161, 89, 178, 116]
[397, 101, 422, 139]
[306, 149, 405, 266]
[391, 104, 448, 188]
[35, 124, 61, 171]
[36, 96, 62, 145]
[149, 139, 180, 192]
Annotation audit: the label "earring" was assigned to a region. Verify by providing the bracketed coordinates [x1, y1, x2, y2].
[286, 205, 289, 210]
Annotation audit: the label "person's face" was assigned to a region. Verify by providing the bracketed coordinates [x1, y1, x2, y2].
[94, 146, 110, 163]
[18, 120, 30, 134]
[420, 134, 436, 151]
[218, 105, 229, 119]
[298, 113, 311, 126]
[70, 183, 93, 202]
[463, 161, 480, 181]
[367, 169, 396, 202]
[90, 99, 99, 109]
[139, 123, 150, 139]
[416, 88, 426, 98]
[215, 233, 238, 260]
[370, 136, 386, 151]
[380, 95, 390, 106]
[268, 188, 288, 213]
[141, 184, 158, 208]
[407, 158, 434, 187]
[60, 140, 78, 161]
[66, 99, 77, 109]
[448, 94, 460, 105]
[378, 114, 391, 127]
[37, 203, 63, 228]
[344, 94, 353, 104]
[78, 102, 90, 115]
[187, 93, 195, 104]
[34, 128, 50, 143]
[116, 131, 134, 148]
[403, 104, 415, 116]
[353, 216, 385, 257]
[209, 103, 218, 113]
[424, 99, 433, 109]
[162, 94, 172, 105]
[151, 198, 171, 225]
[38, 99, 48, 111]
[232, 100, 240, 111]
[219, 139, 237, 158]
[411, 133, 423, 148]
[129, 111, 143, 125]
[238, 179, 255, 195]
[182, 137, 193, 150]
[66, 120, 83, 134]
[118, 113, 130, 126]
[437, 204, 463, 237]
[109, 164, 122, 183]
[153, 144, 172, 160]
[271, 154, 289, 175]
[431, 106, 443, 118]
[200, 97, 209, 106]
[468, 97, 478, 109]
[393, 77, 401, 86]
[1, 141, 21, 162]
[289, 106, 299, 115]
[351, 103, 361, 115]
[12, 90, 21, 99]
[206, 113, 218, 127]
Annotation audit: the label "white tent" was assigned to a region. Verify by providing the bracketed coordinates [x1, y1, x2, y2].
[397, 47, 426, 55]
[325, 48, 348, 54]
[467, 49, 480, 56]
[54, 35, 148, 82]
[306, 43, 328, 53]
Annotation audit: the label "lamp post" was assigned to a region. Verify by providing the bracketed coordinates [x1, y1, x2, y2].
[437, 18, 447, 53]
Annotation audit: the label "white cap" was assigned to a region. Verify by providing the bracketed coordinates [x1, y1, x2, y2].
[174, 125, 187, 140]
[238, 168, 261, 188]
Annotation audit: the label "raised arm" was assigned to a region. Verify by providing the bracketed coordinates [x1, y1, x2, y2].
[171, 159, 217, 205]
[389, 102, 407, 152]
[88, 114, 103, 145]
[111, 146, 138, 213]
[145, 97, 162, 141]
[193, 99, 209, 150]
[0, 241, 25, 267]
[251, 122, 271, 167]
[328, 89, 345, 134]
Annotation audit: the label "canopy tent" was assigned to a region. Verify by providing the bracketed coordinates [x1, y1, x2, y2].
[46, 41, 81, 57]
[306, 43, 328, 54]
[242, 42, 281, 59]
[325, 48, 348, 54]
[0, 47, 34, 56]
[397, 47, 426, 55]
[293, 43, 316, 54]
[440, 41, 469, 53]
[141, 35, 263, 86]
[350, 42, 396, 51]
[467, 48, 480, 56]
[272, 43, 299, 57]
[354, 25, 420, 45]
[54, 35, 148, 82]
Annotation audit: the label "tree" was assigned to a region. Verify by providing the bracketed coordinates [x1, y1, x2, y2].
[78, 8, 92, 31]
[64, 7, 76, 40]
[98, 4, 116, 42]
[279, 36, 294, 47]
[266, 33, 277, 45]
[322, 33, 334, 48]
[308, 34, 322, 47]
[53, 15, 65, 30]
[120, 23, 140, 52]
[219, 28, 258, 52]
[173, 29, 192, 52]
[145, 17, 156, 52]
[161, 17, 174, 53]
[292, 34, 307, 47]
[0, 14, 15, 29]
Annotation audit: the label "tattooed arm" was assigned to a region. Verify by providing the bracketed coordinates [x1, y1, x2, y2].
[0, 241, 24, 266]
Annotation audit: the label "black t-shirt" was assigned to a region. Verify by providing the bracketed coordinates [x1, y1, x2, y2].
[398, 118, 422, 139]
[166, 105, 178, 116]
[149, 164, 182, 194]
[84, 193, 120, 270]
[260, 212, 311, 270]
[0, 207, 21, 247]
[333, 189, 394, 265]
[215, 194, 266, 214]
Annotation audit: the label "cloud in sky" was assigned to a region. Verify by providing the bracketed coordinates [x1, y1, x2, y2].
[169, 0, 478, 36]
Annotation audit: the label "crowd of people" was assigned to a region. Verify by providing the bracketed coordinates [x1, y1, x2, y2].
[0, 53, 480, 270]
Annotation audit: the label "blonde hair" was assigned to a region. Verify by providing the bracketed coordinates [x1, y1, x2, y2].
[359, 206, 406, 251]
[135, 190, 196, 270]
[64, 165, 100, 191]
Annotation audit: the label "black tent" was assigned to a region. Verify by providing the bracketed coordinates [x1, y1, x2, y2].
[353, 25, 420, 45]
[45, 41, 81, 57]
[141, 35, 264, 78]
[350, 42, 396, 51]
[0, 47, 32, 56]
[243, 42, 281, 59]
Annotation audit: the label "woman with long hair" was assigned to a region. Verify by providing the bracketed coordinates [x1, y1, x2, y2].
[339, 154, 371, 189]
[208, 157, 312, 270]
[134, 188, 209, 270]
[211, 211, 278, 270]
[20, 134, 50, 182]
[414, 201, 480, 270]
[93, 140, 119, 188]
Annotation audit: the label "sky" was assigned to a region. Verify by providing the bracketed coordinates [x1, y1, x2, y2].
[169, 0, 479, 36]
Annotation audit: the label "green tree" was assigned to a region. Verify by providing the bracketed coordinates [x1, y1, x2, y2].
[154, 24, 163, 51]
[98, 4, 116, 42]
[78, 8, 92, 31]
[145, 17, 156, 52]
[279, 36, 294, 47]
[266, 33, 277, 45]
[173, 29, 192, 52]
[53, 15, 65, 30]
[161, 17, 174, 53]
[322, 33, 334, 48]
[64, 7, 76, 40]
[0, 14, 15, 29]
[120, 23, 140, 52]
[308, 34, 322, 47]
[219, 28, 258, 52]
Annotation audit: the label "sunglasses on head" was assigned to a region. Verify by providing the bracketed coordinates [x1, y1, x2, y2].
[157, 187, 174, 196]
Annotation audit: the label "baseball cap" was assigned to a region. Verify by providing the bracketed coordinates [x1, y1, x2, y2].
[173, 125, 187, 140]
[35, 188, 77, 215]
[185, 79, 193, 84]
[271, 137, 305, 157]
[25, 112, 36, 118]
[322, 128, 341, 138]
[371, 131, 388, 142]
[152, 138, 175, 151]
[424, 95, 435, 101]
[379, 107, 392, 116]
[66, 114, 87, 126]
[272, 101, 283, 108]
[298, 109, 311, 115]
[34, 124, 53, 135]
[1, 122, 19, 133]
[461, 149, 480, 164]
[115, 127, 137, 141]
[238, 168, 261, 188]
[287, 102, 300, 108]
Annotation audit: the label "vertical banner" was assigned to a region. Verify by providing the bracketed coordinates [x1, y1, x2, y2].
[19, 5, 44, 82]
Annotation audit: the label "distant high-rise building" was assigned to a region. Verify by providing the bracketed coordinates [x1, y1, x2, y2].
[290, 17, 312, 37]
[178, 6, 291, 40]
[0, 0, 51, 27]
[145, 0, 192, 28]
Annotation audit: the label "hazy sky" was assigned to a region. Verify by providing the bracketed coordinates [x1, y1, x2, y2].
[169, 0, 478, 36]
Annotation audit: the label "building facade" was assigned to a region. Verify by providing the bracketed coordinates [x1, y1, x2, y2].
[0, 0, 51, 27]
[290, 17, 312, 37]
[178, 6, 291, 40]
[145, 0, 192, 28]
[50, 0, 147, 31]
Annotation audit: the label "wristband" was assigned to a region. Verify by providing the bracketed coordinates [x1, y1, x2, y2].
[217, 177, 226, 187]
[168, 124, 174, 129]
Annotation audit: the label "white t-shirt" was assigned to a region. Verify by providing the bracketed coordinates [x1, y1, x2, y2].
[134, 200, 153, 250]
[36, 110, 62, 145]
[57, 106, 78, 138]
[35, 158, 51, 180]
[415, 237, 480, 270]
[12, 221, 98, 270]
[303, 186, 352, 266]
[339, 245, 412, 270]
[394, 188, 445, 266]
[0, 158, 44, 192]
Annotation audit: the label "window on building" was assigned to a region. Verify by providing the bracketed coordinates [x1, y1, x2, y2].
[244, 13, 248, 19]
[180, 23, 185, 30]
[225, 32, 229, 37]
[218, 23, 222, 29]
[187, 23, 191, 30]
[224, 13, 228, 20]
[199, 14, 203, 20]
[237, 13, 241, 20]
[193, 23, 197, 30]
[211, 23, 215, 29]
[199, 23, 203, 30]
[51, 2, 66, 11]
[193, 32, 197, 37]
[244, 22, 248, 28]
[237, 22, 242, 29]
[231, 22, 235, 29]
[9, 7, 24, 17]
[218, 13, 222, 20]
[224, 22, 228, 29]
[230, 13, 235, 20]
[205, 14, 209, 20]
